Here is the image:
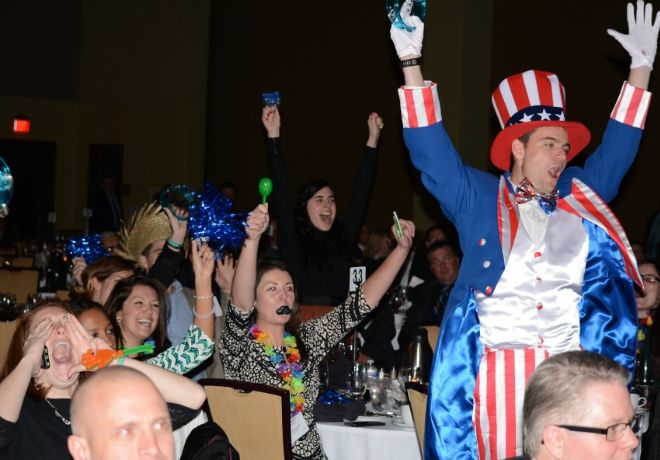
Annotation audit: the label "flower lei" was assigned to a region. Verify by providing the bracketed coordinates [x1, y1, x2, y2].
[250, 324, 305, 414]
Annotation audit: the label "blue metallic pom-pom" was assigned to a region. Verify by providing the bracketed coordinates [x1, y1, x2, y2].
[188, 183, 247, 252]
[65, 234, 108, 264]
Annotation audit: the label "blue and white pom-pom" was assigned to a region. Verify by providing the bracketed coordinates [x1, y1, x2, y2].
[188, 183, 247, 252]
[65, 233, 108, 264]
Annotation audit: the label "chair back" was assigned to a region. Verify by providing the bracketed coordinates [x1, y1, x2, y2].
[1, 256, 34, 268]
[0, 319, 20, 369]
[0, 245, 17, 257]
[200, 378, 292, 460]
[405, 382, 428, 458]
[0, 267, 39, 303]
[425, 325, 440, 354]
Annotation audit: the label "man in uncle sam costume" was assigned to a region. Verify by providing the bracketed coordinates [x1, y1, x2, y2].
[389, 0, 658, 458]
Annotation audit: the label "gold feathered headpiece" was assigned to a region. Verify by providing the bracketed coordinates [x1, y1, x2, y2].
[114, 201, 171, 263]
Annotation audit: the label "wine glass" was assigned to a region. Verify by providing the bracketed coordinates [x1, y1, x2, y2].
[369, 381, 384, 412]
[0, 292, 17, 321]
[318, 358, 330, 394]
[347, 362, 367, 400]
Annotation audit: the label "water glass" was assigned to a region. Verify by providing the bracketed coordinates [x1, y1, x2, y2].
[348, 363, 367, 400]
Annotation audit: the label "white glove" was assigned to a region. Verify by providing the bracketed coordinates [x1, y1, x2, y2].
[607, 0, 660, 69]
[389, 0, 424, 59]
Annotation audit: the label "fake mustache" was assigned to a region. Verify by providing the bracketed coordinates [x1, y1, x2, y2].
[276, 305, 293, 315]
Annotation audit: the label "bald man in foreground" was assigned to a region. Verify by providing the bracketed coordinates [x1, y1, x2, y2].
[67, 366, 175, 460]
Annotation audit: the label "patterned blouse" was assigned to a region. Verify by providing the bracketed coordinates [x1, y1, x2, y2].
[221, 290, 372, 460]
[148, 325, 213, 375]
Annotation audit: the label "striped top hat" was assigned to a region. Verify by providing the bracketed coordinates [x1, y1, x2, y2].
[490, 69, 591, 171]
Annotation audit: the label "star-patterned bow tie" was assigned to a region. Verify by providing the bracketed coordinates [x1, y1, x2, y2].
[514, 177, 558, 214]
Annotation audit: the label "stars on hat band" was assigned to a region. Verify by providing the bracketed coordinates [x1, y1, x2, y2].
[505, 105, 566, 127]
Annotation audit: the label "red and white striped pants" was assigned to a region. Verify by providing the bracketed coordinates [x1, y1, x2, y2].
[473, 347, 550, 460]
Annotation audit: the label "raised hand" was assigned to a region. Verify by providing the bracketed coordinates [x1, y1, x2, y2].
[64, 314, 113, 377]
[366, 112, 384, 148]
[215, 253, 236, 293]
[392, 218, 415, 250]
[245, 203, 269, 241]
[22, 317, 54, 376]
[262, 106, 281, 138]
[72, 257, 87, 287]
[163, 205, 188, 249]
[390, 0, 425, 59]
[191, 240, 215, 280]
[608, 0, 660, 69]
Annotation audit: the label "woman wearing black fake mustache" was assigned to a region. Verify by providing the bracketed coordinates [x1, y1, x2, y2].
[220, 203, 414, 460]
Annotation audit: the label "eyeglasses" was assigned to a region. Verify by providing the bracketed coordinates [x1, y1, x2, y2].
[642, 274, 659, 284]
[557, 415, 640, 442]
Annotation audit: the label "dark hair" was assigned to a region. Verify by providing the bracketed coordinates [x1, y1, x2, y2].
[518, 129, 536, 145]
[0, 302, 74, 400]
[509, 129, 538, 170]
[255, 258, 308, 362]
[103, 275, 168, 355]
[424, 224, 447, 241]
[295, 180, 352, 272]
[67, 294, 104, 315]
[427, 240, 462, 261]
[219, 181, 237, 192]
[81, 255, 136, 298]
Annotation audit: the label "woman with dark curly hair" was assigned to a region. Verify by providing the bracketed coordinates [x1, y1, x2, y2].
[262, 106, 383, 309]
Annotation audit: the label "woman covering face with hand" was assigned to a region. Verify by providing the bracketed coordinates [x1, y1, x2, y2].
[0, 303, 206, 459]
[221, 203, 414, 459]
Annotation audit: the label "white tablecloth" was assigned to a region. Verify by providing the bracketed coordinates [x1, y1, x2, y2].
[317, 419, 422, 460]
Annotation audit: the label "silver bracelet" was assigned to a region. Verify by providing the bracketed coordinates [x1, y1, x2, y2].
[193, 305, 214, 319]
[194, 294, 214, 300]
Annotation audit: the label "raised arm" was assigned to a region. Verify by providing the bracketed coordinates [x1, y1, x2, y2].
[362, 219, 414, 307]
[390, 0, 425, 87]
[343, 113, 382, 242]
[148, 206, 188, 286]
[230, 203, 269, 311]
[608, 0, 659, 90]
[262, 107, 301, 272]
[0, 318, 53, 422]
[118, 357, 206, 409]
[64, 314, 206, 409]
[365, 112, 384, 148]
[579, 1, 658, 200]
[190, 240, 216, 339]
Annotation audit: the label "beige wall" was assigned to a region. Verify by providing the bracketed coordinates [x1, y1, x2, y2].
[0, 1, 210, 231]
[0, 1, 655, 240]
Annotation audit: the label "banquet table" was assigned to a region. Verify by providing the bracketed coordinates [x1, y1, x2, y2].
[317, 418, 422, 460]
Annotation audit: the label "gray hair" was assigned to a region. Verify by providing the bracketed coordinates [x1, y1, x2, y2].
[522, 350, 629, 455]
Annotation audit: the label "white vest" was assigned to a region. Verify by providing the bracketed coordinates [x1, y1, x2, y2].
[476, 203, 588, 354]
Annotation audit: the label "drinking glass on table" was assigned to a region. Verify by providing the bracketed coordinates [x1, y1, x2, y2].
[347, 362, 367, 400]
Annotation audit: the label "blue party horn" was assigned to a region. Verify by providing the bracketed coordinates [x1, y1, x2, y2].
[262, 91, 281, 107]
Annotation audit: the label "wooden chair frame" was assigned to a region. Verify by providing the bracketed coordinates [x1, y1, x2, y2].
[200, 378, 293, 460]
[405, 381, 429, 458]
